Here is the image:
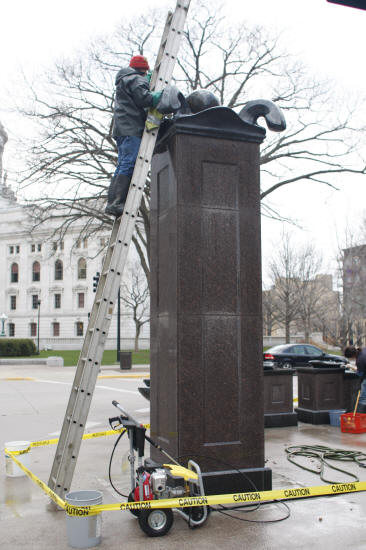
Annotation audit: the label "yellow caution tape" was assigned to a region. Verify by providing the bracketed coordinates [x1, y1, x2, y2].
[2, 377, 35, 381]
[6, 450, 366, 517]
[29, 424, 150, 448]
[7, 452, 66, 511]
[4, 446, 31, 456]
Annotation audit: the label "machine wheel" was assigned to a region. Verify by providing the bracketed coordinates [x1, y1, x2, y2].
[138, 508, 174, 537]
[128, 490, 140, 517]
[282, 361, 292, 369]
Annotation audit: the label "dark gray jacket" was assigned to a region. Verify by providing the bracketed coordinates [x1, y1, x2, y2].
[112, 67, 153, 138]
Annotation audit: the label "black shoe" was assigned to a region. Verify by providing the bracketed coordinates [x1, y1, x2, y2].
[105, 174, 131, 217]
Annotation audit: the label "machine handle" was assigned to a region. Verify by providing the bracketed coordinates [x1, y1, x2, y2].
[112, 400, 142, 427]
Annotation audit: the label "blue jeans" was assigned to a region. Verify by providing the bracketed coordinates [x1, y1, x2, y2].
[114, 136, 141, 177]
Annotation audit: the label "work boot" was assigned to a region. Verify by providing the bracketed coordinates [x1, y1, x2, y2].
[105, 174, 131, 217]
[105, 175, 117, 215]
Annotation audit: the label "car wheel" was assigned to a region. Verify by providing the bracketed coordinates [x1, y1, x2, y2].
[282, 361, 292, 369]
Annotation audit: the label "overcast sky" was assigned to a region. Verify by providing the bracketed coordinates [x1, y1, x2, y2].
[1, 0, 365, 280]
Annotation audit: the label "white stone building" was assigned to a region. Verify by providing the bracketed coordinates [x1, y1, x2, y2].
[0, 184, 149, 350]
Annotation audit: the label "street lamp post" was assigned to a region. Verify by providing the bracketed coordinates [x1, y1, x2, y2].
[0, 313, 7, 337]
[37, 300, 41, 354]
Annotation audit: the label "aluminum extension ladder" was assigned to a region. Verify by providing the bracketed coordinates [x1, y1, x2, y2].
[48, 0, 191, 499]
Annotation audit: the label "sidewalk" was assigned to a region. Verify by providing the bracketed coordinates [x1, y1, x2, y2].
[1, 364, 365, 549]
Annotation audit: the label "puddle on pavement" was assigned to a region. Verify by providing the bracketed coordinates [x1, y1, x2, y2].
[2, 476, 32, 518]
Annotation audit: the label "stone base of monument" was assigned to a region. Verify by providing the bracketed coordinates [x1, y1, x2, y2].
[296, 366, 344, 424]
[295, 407, 333, 424]
[144, 458, 272, 494]
[202, 467, 272, 495]
[264, 411, 298, 428]
[264, 369, 297, 428]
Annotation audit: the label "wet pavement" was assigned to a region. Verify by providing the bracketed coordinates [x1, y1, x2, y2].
[1, 363, 366, 549]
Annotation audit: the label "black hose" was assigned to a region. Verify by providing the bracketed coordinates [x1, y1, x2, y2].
[177, 453, 290, 524]
[285, 445, 366, 483]
[108, 428, 128, 498]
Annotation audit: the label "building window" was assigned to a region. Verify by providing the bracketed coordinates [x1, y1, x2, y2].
[54, 294, 61, 309]
[30, 323, 37, 337]
[55, 259, 63, 281]
[32, 294, 39, 309]
[52, 322, 60, 337]
[76, 322, 84, 336]
[53, 241, 64, 251]
[32, 261, 40, 282]
[10, 295, 16, 310]
[78, 292, 85, 308]
[76, 240, 81, 249]
[100, 237, 106, 247]
[78, 258, 87, 280]
[31, 244, 35, 252]
[16, 245, 20, 254]
[9, 245, 14, 254]
[37, 243, 42, 252]
[11, 263, 19, 283]
[83, 238, 88, 248]
[8, 323, 15, 337]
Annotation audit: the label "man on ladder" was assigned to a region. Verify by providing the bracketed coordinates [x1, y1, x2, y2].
[48, 0, 191, 501]
[105, 55, 163, 217]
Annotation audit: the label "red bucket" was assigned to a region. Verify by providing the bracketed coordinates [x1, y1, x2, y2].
[340, 412, 366, 434]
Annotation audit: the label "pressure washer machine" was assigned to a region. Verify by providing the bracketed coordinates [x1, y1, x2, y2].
[108, 400, 209, 537]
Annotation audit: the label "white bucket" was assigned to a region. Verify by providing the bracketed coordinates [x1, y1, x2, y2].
[5, 440, 31, 478]
[65, 490, 103, 548]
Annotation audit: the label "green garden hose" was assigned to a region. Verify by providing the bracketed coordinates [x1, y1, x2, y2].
[285, 445, 366, 484]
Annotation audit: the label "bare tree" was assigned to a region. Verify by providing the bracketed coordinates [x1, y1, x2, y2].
[6, 1, 366, 278]
[120, 262, 150, 352]
[262, 288, 276, 337]
[267, 233, 343, 344]
[267, 233, 301, 342]
[0, 120, 8, 184]
[293, 244, 324, 342]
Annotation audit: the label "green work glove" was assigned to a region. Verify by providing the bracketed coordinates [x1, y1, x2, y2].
[151, 90, 163, 108]
[146, 70, 152, 83]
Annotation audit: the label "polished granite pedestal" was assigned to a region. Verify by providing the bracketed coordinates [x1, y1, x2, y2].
[264, 369, 297, 427]
[149, 108, 271, 493]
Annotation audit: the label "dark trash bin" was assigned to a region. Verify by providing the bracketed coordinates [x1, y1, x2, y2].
[120, 351, 132, 370]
